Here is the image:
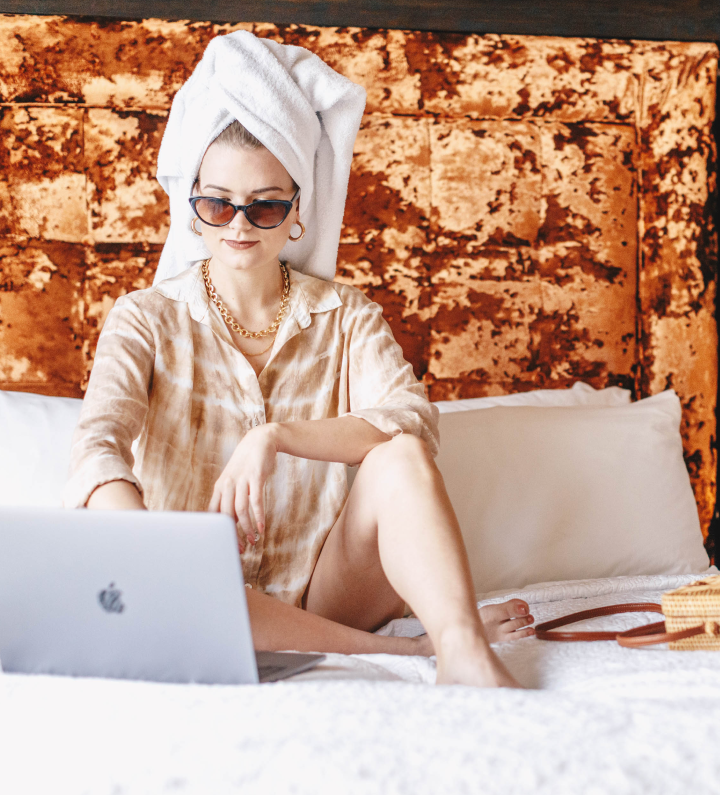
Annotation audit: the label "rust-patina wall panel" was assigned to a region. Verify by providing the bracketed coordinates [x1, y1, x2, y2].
[0, 15, 716, 534]
[414, 34, 640, 122]
[424, 118, 638, 398]
[0, 240, 84, 395]
[337, 114, 432, 374]
[85, 109, 169, 243]
[81, 244, 162, 387]
[0, 106, 85, 241]
[637, 44, 719, 531]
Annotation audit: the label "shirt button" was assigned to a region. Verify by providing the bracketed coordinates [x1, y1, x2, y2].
[252, 416, 260, 427]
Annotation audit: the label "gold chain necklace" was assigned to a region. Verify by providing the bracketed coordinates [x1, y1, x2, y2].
[242, 337, 276, 358]
[202, 259, 290, 339]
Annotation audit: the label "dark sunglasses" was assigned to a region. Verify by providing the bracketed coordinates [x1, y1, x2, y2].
[188, 187, 300, 230]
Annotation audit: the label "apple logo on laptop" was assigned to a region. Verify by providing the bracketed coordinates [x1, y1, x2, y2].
[98, 583, 125, 613]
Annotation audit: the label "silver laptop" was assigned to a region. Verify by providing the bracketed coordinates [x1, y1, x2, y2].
[0, 508, 324, 684]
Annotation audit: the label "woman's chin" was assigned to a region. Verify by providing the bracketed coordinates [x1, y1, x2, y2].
[210, 247, 277, 273]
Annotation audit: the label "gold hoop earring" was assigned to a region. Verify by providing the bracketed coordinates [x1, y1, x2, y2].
[191, 217, 202, 236]
[289, 222, 306, 242]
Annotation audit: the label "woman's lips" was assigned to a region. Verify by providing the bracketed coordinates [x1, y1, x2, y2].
[223, 239, 259, 250]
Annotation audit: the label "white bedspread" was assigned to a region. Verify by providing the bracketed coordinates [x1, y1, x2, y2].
[3, 572, 720, 795]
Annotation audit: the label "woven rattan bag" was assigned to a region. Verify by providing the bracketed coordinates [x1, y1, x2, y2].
[535, 575, 720, 649]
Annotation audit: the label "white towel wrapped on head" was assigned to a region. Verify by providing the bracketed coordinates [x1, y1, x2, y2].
[154, 30, 366, 284]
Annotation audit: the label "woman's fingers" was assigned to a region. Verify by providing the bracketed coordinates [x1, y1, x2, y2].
[220, 485, 238, 522]
[208, 485, 222, 513]
[207, 425, 277, 548]
[234, 483, 255, 544]
[208, 478, 258, 550]
[249, 480, 265, 535]
[209, 485, 246, 553]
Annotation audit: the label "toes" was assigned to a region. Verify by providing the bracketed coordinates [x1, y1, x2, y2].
[511, 627, 535, 640]
[478, 599, 532, 632]
[501, 616, 535, 634]
[509, 599, 530, 618]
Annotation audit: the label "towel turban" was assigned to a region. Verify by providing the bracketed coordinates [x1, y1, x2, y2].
[154, 30, 366, 284]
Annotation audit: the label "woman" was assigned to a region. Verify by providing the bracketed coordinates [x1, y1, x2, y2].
[64, 32, 534, 687]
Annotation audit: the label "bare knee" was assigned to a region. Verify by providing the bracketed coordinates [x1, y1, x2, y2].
[345, 435, 436, 544]
[365, 432, 434, 466]
[359, 433, 438, 490]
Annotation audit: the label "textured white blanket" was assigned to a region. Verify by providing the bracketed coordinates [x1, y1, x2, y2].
[3, 572, 720, 794]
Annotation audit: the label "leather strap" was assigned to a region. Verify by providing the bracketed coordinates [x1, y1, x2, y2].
[615, 620, 705, 647]
[535, 602, 711, 646]
[535, 603, 663, 642]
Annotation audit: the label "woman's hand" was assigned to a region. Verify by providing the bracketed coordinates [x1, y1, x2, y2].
[208, 424, 278, 553]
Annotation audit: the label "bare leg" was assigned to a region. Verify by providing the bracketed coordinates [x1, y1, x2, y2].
[246, 587, 430, 656]
[305, 434, 530, 687]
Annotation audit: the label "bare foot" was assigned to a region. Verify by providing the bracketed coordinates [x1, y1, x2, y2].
[479, 599, 535, 643]
[408, 599, 533, 657]
[435, 624, 522, 688]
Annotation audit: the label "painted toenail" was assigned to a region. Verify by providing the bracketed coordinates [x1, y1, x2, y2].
[518, 605, 528, 615]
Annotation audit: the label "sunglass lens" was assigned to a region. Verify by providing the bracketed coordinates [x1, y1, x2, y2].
[246, 201, 288, 228]
[195, 198, 235, 225]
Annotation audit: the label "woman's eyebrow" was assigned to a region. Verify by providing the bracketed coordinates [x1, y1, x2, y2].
[201, 184, 284, 195]
[202, 183, 232, 193]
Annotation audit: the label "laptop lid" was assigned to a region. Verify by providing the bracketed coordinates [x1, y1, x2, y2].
[0, 508, 259, 684]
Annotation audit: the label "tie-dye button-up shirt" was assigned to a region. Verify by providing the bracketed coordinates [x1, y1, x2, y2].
[64, 263, 440, 606]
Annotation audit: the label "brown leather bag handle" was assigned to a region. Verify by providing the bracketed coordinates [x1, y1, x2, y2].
[534, 601, 709, 648]
[535, 603, 664, 642]
[536, 602, 713, 647]
[615, 620, 705, 647]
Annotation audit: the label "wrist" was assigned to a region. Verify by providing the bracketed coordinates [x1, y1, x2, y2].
[259, 421, 284, 453]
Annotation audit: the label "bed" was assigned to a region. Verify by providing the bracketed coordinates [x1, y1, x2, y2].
[1, 14, 719, 795]
[4, 572, 720, 794]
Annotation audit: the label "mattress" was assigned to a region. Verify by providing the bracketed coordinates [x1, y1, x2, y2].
[3, 571, 720, 794]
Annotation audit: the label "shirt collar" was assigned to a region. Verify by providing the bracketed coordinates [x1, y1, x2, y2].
[153, 262, 342, 331]
[286, 267, 343, 329]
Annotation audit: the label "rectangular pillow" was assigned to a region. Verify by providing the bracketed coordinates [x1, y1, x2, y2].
[347, 384, 632, 488]
[0, 390, 83, 508]
[435, 390, 710, 596]
[434, 381, 631, 413]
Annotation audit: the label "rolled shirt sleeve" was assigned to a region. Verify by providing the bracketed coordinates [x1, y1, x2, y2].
[344, 300, 440, 457]
[62, 295, 155, 508]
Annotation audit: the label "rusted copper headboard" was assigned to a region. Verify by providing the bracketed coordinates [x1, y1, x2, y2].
[0, 16, 717, 534]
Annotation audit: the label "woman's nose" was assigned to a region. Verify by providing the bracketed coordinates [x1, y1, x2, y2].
[228, 208, 254, 233]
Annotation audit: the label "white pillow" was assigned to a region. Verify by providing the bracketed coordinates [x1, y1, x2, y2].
[434, 381, 631, 413]
[0, 390, 83, 508]
[0, 382, 631, 508]
[435, 390, 710, 596]
[347, 384, 632, 487]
